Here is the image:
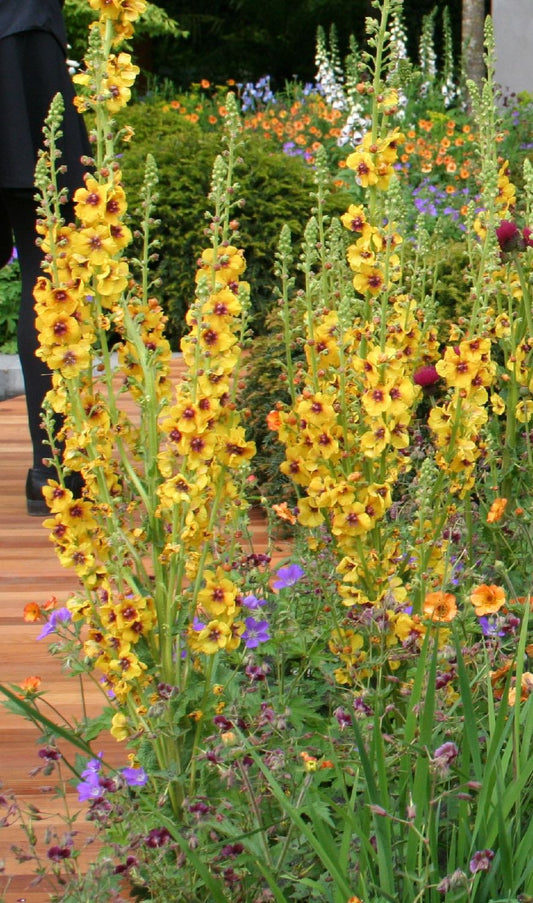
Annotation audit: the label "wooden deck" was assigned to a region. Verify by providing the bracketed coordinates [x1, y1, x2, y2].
[0, 360, 287, 902]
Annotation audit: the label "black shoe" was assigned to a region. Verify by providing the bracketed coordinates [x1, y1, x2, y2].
[26, 467, 85, 516]
[26, 467, 54, 517]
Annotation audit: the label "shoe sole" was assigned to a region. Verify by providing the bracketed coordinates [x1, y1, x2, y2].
[27, 498, 50, 517]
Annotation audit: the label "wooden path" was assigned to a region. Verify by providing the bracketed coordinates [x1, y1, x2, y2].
[0, 359, 287, 902]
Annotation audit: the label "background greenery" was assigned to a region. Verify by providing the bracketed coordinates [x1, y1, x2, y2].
[63, 0, 491, 90]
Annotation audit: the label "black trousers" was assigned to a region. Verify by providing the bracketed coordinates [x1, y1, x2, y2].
[1, 187, 58, 469]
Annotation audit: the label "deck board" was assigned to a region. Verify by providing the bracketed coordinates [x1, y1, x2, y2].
[0, 358, 289, 902]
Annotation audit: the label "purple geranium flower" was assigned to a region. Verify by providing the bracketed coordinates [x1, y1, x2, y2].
[478, 615, 505, 637]
[37, 607, 72, 640]
[272, 564, 305, 590]
[241, 617, 271, 649]
[242, 593, 267, 610]
[122, 766, 148, 788]
[77, 757, 103, 801]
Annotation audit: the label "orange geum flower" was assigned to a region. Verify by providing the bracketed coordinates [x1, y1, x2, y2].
[266, 410, 282, 431]
[423, 591, 458, 622]
[272, 502, 297, 524]
[486, 497, 508, 523]
[19, 676, 42, 694]
[470, 584, 506, 616]
[23, 602, 42, 622]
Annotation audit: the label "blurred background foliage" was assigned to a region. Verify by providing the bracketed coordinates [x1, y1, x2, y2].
[64, 0, 490, 90]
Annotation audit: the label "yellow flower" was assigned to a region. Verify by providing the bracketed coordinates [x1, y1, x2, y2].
[40, 340, 93, 377]
[297, 496, 326, 527]
[73, 178, 108, 225]
[352, 263, 385, 296]
[346, 150, 378, 188]
[110, 711, 130, 741]
[331, 504, 372, 538]
[192, 619, 232, 655]
[197, 569, 239, 617]
[361, 384, 392, 417]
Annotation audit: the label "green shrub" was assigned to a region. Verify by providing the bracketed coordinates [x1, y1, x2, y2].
[0, 259, 20, 352]
[118, 101, 352, 346]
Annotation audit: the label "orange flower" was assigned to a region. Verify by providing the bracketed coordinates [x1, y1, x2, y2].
[272, 502, 297, 524]
[42, 594, 58, 611]
[200, 79, 210, 89]
[23, 602, 42, 622]
[266, 410, 281, 431]
[490, 659, 513, 699]
[508, 672, 533, 705]
[423, 591, 457, 622]
[470, 584, 506, 616]
[486, 497, 508, 523]
[19, 675, 42, 694]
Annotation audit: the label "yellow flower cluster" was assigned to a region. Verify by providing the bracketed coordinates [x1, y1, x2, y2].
[345, 128, 404, 192]
[511, 337, 533, 423]
[158, 243, 255, 655]
[74, 52, 140, 115]
[429, 338, 495, 495]
[274, 127, 443, 684]
[473, 159, 516, 241]
[88, 0, 146, 42]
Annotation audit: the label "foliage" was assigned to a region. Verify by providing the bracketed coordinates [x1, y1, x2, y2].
[63, 0, 186, 64]
[117, 101, 349, 345]
[0, 258, 20, 352]
[1, 2, 533, 903]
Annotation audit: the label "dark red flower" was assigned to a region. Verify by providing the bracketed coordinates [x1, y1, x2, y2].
[413, 365, 440, 387]
[496, 220, 524, 252]
[523, 226, 533, 248]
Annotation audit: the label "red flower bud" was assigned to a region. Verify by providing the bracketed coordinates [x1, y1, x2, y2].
[413, 365, 440, 387]
[496, 220, 524, 252]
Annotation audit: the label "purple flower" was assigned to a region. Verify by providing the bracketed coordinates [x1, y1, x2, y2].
[242, 593, 267, 610]
[469, 849, 494, 874]
[37, 607, 72, 639]
[77, 756, 103, 801]
[47, 844, 71, 861]
[478, 615, 505, 637]
[241, 617, 271, 649]
[272, 563, 305, 590]
[333, 706, 351, 729]
[122, 766, 148, 788]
